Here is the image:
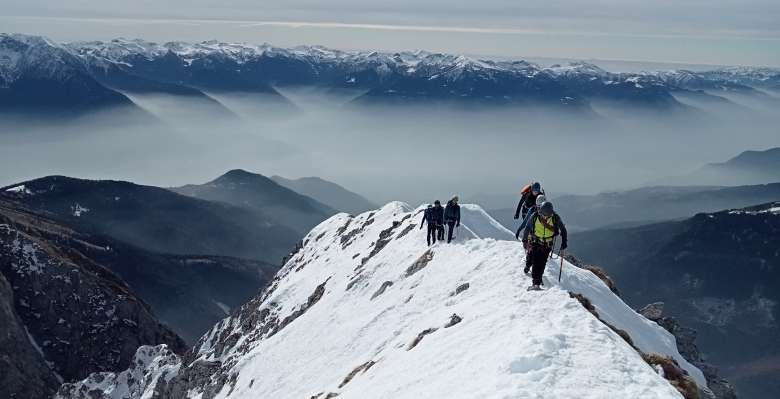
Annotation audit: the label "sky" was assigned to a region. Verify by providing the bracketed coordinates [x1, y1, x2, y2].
[1, 0, 779, 67]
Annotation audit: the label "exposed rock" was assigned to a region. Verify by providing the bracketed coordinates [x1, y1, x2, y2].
[395, 223, 417, 239]
[638, 302, 665, 321]
[408, 328, 438, 350]
[405, 250, 434, 277]
[338, 360, 376, 388]
[642, 353, 700, 399]
[639, 302, 737, 399]
[0, 202, 186, 394]
[451, 282, 470, 296]
[0, 272, 61, 398]
[370, 281, 394, 300]
[55, 345, 182, 399]
[445, 314, 462, 328]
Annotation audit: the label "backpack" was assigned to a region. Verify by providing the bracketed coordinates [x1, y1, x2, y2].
[520, 184, 532, 195]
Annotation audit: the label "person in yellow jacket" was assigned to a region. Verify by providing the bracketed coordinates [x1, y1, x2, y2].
[522, 201, 568, 290]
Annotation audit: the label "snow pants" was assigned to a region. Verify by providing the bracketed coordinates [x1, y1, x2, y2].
[427, 224, 438, 246]
[529, 242, 552, 286]
[446, 221, 456, 243]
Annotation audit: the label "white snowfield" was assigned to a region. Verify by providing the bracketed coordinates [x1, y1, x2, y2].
[58, 202, 703, 399]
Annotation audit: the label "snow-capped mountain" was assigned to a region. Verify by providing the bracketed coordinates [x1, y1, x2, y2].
[4, 33, 778, 114]
[63, 37, 780, 110]
[0, 33, 133, 112]
[58, 202, 710, 399]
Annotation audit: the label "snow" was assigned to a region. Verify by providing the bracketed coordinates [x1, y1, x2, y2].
[60, 202, 702, 398]
[214, 301, 231, 315]
[71, 203, 90, 217]
[55, 345, 181, 399]
[209, 203, 700, 397]
[727, 202, 780, 215]
[4, 184, 32, 194]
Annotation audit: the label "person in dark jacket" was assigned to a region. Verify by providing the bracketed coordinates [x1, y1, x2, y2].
[420, 205, 434, 245]
[420, 201, 444, 246]
[515, 194, 546, 239]
[444, 196, 461, 243]
[522, 201, 567, 290]
[514, 181, 544, 221]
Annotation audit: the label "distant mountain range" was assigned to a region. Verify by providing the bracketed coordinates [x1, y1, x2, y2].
[570, 201, 780, 399]
[660, 147, 780, 187]
[3, 33, 779, 116]
[0, 34, 140, 116]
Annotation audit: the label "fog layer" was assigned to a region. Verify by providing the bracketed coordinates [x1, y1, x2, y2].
[1, 88, 778, 204]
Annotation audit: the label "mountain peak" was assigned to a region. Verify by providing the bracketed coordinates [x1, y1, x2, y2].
[212, 169, 272, 185]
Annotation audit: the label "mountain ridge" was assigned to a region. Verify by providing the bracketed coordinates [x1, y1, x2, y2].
[57, 202, 708, 399]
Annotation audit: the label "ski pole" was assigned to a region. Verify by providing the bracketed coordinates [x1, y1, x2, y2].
[558, 249, 565, 282]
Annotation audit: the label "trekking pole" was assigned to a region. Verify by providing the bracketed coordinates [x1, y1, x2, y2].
[558, 249, 565, 282]
[549, 237, 557, 260]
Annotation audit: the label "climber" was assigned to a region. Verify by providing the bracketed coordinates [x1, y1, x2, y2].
[420, 204, 433, 245]
[516, 194, 546, 240]
[444, 196, 461, 243]
[420, 201, 444, 246]
[522, 201, 567, 291]
[432, 200, 445, 242]
[514, 181, 545, 221]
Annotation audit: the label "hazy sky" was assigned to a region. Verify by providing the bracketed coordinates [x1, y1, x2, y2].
[1, 0, 779, 66]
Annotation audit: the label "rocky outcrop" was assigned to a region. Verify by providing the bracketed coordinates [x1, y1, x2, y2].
[0, 200, 186, 396]
[0, 272, 61, 398]
[55, 345, 182, 399]
[639, 302, 737, 399]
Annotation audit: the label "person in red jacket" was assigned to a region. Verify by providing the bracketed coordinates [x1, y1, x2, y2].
[514, 182, 544, 221]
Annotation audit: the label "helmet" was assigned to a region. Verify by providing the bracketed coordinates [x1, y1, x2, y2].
[531, 182, 541, 194]
[452, 196, 459, 203]
[539, 201, 554, 217]
[434, 200, 441, 205]
[535, 194, 546, 207]
[427, 204, 433, 208]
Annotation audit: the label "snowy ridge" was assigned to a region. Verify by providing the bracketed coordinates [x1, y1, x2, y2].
[58, 202, 704, 399]
[55, 345, 181, 399]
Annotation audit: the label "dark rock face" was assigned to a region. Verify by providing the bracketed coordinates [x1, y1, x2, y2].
[0, 200, 186, 393]
[573, 201, 779, 399]
[639, 303, 737, 399]
[0, 194, 277, 344]
[0, 272, 61, 398]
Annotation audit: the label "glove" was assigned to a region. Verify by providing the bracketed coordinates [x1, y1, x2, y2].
[560, 242, 568, 251]
[513, 214, 519, 220]
[456, 222, 460, 227]
[419, 224, 423, 230]
[522, 240, 529, 251]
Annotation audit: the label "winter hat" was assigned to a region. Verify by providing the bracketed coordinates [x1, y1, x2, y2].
[539, 201, 554, 217]
[535, 195, 547, 207]
[532, 182, 541, 193]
